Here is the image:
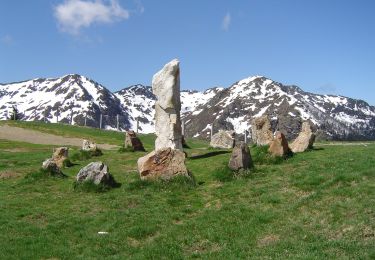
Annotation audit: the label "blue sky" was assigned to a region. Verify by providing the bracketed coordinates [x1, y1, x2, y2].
[1, 0, 375, 104]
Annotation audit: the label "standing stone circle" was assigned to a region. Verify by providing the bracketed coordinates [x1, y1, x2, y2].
[152, 59, 183, 151]
[251, 116, 273, 146]
[290, 122, 315, 153]
[210, 130, 235, 149]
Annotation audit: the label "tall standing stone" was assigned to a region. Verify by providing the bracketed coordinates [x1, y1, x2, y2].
[137, 59, 189, 180]
[290, 122, 315, 153]
[152, 59, 183, 151]
[251, 115, 273, 146]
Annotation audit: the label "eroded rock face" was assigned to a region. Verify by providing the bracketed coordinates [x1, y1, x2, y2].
[82, 139, 97, 151]
[152, 59, 183, 151]
[137, 148, 189, 180]
[268, 132, 290, 157]
[76, 161, 115, 185]
[52, 147, 69, 168]
[228, 142, 253, 171]
[210, 130, 235, 149]
[125, 131, 145, 151]
[251, 116, 273, 146]
[290, 122, 315, 153]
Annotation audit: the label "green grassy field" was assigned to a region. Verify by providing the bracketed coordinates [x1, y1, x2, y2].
[0, 122, 374, 259]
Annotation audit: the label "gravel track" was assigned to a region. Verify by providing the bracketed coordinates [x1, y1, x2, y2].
[0, 125, 118, 150]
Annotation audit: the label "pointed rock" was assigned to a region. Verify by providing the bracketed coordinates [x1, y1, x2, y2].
[251, 116, 273, 146]
[228, 142, 253, 171]
[290, 122, 315, 153]
[268, 132, 291, 157]
[152, 59, 183, 151]
[125, 130, 145, 151]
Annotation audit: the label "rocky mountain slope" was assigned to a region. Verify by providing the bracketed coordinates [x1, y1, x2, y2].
[1, 74, 375, 140]
[184, 76, 375, 140]
[0, 74, 130, 130]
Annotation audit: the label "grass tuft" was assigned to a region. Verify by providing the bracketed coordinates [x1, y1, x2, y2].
[118, 145, 135, 153]
[70, 149, 103, 161]
[128, 174, 196, 191]
[213, 164, 235, 182]
[25, 168, 66, 180]
[251, 145, 285, 165]
[73, 180, 112, 193]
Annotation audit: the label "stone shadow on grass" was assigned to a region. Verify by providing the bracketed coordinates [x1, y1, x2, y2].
[189, 150, 230, 160]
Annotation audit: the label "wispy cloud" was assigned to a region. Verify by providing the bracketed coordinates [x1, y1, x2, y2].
[54, 0, 130, 35]
[134, 0, 144, 14]
[317, 83, 337, 94]
[221, 12, 231, 31]
[1, 35, 13, 45]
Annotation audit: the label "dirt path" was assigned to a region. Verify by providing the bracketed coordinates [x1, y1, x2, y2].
[0, 125, 118, 150]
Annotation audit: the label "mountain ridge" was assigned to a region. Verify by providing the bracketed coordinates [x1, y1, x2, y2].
[1, 74, 375, 141]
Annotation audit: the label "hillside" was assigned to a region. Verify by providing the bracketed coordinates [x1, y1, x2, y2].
[0, 122, 374, 258]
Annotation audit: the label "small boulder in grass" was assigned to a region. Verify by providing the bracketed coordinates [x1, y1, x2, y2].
[76, 161, 116, 186]
[82, 139, 98, 152]
[42, 158, 65, 177]
[52, 147, 69, 168]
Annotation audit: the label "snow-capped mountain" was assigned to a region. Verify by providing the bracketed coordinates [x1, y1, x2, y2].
[1, 74, 375, 140]
[114, 85, 155, 133]
[183, 76, 375, 140]
[0, 74, 130, 130]
[114, 85, 224, 133]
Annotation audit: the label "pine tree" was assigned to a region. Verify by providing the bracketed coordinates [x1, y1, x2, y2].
[10, 106, 19, 120]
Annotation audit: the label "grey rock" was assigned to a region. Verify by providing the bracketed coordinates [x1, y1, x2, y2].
[76, 162, 114, 185]
[210, 130, 235, 149]
[42, 158, 64, 176]
[152, 59, 183, 151]
[125, 131, 145, 151]
[251, 116, 273, 146]
[290, 122, 315, 153]
[228, 142, 253, 171]
[82, 139, 97, 151]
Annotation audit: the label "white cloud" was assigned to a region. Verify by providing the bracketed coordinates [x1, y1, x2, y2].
[54, 0, 130, 35]
[1, 35, 13, 45]
[221, 12, 231, 31]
